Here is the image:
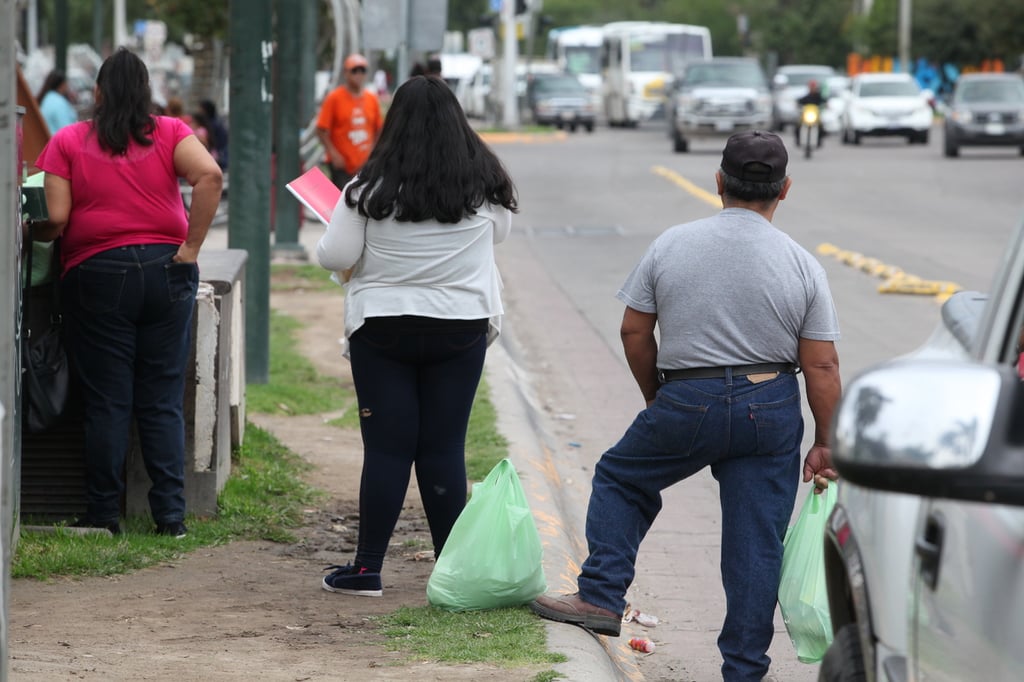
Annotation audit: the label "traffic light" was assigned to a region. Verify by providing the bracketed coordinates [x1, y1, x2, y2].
[515, 0, 527, 15]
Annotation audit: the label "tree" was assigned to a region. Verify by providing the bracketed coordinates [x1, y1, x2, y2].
[740, 0, 855, 67]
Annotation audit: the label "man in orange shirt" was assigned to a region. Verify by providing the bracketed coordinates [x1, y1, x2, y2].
[317, 54, 384, 189]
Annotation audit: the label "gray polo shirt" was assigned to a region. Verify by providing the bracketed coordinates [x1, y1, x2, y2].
[617, 207, 840, 369]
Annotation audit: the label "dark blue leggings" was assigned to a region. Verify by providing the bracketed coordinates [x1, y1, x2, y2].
[347, 316, 488, 572]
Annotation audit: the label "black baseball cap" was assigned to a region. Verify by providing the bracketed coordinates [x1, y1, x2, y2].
[720, 130, 788, 183]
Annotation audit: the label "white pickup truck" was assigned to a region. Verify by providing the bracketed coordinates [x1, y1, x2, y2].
[820, 219, 1024, 682]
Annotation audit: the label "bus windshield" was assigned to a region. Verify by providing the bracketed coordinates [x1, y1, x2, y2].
[629, 37, 669, 72]
[565, 46, 600, 75]
[667, 32, 711, 74]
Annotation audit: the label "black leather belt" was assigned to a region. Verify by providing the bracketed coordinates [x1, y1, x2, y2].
[658, 363, 798, 382]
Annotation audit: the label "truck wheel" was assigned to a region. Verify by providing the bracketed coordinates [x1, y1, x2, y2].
[585, 122, 594, 133]
[818, 624, 866, 682]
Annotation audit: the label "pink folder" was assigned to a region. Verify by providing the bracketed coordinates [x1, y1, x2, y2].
[285, 167, 341, 225]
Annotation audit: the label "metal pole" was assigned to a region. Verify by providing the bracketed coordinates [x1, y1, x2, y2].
[0, 0, 19, 677]
[501, 0, 518, 128]
[898, 0, 911, 73]
[298, 0, 316, 123]
[397, 0, 410, 86]
[113, 0, 128, 48]
[54, 0, 68, 73]
[272, 0, 304, 257]
[92, 0, 104, 55]
[229, 0, 273, 383]
[27, 0, 38, 54]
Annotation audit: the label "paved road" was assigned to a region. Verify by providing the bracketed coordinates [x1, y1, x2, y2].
[486, 120, 1024, 681]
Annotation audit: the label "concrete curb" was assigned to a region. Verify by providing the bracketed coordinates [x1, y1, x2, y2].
[486, 340, 638, 682]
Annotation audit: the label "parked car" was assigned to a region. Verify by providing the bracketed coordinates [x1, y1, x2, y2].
[461, 63, 491, 119]
[668, 56, 772, 153]
[820, 218, 1024, 681]
[771, 64, 837, 131]
[524, 72, 596, 132]
[840, 73, 933, 145]
[942, 72, 1024, 157]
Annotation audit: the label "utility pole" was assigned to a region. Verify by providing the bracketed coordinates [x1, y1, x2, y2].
[0, 0, 18, 677]
[501, 0, 518, 128]
[898, 0, 911, 73]
[114, 0, 128, 48]
[273, 0, 304, 259]
[229, 0, 273, 383]
[54, 0, 68, 72]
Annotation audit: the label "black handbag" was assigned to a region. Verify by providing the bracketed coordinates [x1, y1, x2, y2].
[21, 236, 70, 433]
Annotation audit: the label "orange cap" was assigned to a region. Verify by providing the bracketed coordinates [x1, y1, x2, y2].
[344, 54, 368, 71]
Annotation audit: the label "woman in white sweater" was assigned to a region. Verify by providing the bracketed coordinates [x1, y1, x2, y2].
[316, 75, 518, 597]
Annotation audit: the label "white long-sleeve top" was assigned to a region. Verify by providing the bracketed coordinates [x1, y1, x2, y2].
[317, 192, 511, 340]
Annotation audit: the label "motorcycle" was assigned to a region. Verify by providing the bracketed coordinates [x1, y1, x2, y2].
[797, 103, 821, 159]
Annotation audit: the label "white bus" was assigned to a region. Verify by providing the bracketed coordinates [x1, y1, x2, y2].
[601, 21, 712, 127]
[545, 25, 604, 108]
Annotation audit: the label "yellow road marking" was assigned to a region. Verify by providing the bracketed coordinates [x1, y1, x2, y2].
[652, 165, 720, 207]
[817, 243, 963, 302]
[478, 131, 569, 144]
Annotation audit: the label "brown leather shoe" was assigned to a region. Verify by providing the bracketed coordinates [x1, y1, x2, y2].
[529, 592, 621, 637]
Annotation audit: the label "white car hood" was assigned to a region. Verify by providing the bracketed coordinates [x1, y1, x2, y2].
[853, 95, 926, 113]
[689, 86, 765, 102]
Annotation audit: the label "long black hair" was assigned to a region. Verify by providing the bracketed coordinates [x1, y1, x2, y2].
[93, 47, 155, 155]
[345, 75, 518, 224]
[36, 69, 67, 103]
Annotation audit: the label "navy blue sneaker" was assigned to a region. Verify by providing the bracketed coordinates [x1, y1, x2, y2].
[322, 564, 382, 597]
[155, 521, 188, 538]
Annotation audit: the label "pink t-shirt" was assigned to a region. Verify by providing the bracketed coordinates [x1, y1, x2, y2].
[35, 116, 194, 274]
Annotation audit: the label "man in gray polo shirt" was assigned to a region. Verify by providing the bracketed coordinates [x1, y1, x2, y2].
[530, 130, 841, 682]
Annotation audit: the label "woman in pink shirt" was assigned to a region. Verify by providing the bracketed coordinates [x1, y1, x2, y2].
[33, 48, 223, 537]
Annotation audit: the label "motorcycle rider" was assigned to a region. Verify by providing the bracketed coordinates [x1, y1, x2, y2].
[796, 80, 826, 147]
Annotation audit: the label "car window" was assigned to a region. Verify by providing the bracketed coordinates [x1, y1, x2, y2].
[782, 71, 832, 87]
[858, 80, 921, 97]
[957, 80, 1024, 104]
[532, 76, 586, 94]
[683, 63, 766, 87]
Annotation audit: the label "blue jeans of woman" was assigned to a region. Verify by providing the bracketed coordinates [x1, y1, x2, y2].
[347, 316, 488, 573]
[61, 244, 197, 526]
[577, 370, 803, 682]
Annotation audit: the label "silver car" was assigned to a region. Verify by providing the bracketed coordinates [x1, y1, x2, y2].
[943, 72, 1024, 158]
[669, 57, 772, 153]
[820, 219, 1024, 681]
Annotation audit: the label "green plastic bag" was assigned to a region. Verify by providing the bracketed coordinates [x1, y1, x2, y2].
[778, 483, 838, 663]
[426, 458, 547, 611]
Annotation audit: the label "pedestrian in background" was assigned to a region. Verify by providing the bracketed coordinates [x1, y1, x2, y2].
[315, 75, 517, 597]
[530, 130, 841, 682]
[316, 53, 383, 190]
[36, 69, 78, 134]
[199, 99, 229, 169]
[32, 47, 223, 538]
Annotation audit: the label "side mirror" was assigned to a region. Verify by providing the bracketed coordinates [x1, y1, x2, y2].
[832, 359, 1024, 506]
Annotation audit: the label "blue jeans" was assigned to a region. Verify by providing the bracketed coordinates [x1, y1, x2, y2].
[577, 370, 802, 682]
[348, 316, 488, 572]
[61, 244, 197, 525]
